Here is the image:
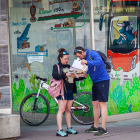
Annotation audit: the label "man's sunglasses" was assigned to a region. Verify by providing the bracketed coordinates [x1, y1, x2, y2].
[74, 49, 82, 53]
[62, 51, 69, 55]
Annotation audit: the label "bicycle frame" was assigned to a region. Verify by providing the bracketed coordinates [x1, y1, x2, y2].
[36, 80, 87, 111]
[21, 76, 95, 126]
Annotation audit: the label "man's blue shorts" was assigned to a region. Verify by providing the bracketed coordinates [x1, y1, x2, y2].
[57, 90, 74, 100]
[92, 80, 110, 102]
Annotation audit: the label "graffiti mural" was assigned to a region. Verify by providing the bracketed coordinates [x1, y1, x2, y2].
[76, 68, 140, 116]
[98, 0, 140, 115]
[9, 0, 87, 114]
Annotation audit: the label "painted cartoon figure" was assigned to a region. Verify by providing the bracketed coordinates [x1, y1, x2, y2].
[17, 23, 31, 49]
[113, 19, 134, 45]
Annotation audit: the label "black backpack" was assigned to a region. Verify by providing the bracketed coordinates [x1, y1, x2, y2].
[89, 50, 111, 73]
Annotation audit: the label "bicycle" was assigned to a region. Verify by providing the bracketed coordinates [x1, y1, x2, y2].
[20, 75, 99, 126]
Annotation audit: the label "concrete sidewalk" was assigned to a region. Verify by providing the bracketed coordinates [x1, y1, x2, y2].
[19, 118, 140, 140]
[1, 107, 140, 140]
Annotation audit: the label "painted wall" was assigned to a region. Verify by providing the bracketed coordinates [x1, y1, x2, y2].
[105, 0, 140, 115]
[76, 0, 140, 116]
[9, 0, 140, 117]
[9, 0, 91, 114]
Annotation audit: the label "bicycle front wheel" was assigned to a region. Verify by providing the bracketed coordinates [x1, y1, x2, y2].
[71, 92, 94, 125]
[20, 93, 50, 126]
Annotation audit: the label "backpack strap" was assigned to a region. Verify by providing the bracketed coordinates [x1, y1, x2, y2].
[55, 64, 64, 96]
[56, 64, 60, 75]
[61, 79, 64, 96]
[88, 50, 93, 61]
[88, 50, 97, 71]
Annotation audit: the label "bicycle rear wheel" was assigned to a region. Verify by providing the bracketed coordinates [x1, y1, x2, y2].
[20, 93, 50, 126]
[71, 92, 95, 125]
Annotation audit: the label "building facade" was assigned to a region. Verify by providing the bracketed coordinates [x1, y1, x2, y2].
[7, 0, 140, 121]
[0, 0, 9, 87]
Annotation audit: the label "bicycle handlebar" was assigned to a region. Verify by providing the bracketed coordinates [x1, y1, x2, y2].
[35, 75, 48, 82]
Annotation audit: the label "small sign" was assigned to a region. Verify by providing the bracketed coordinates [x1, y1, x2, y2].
[27, 53, 43, 63]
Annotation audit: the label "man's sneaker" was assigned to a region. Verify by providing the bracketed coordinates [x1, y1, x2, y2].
[56, 129, 68, 137]
[94, 127, 108, 136]
[66, 127, 78, 134]
[85, 125, 99, 133]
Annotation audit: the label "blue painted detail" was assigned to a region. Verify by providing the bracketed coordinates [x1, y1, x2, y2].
[46, 49, 48, 56]
[35, 45, 41, 52]
[22, 18, 26, 21]
[17, 23, 31, 49]
[12, 21, 27, 26]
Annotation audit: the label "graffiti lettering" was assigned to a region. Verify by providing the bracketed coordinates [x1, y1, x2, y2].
[59, 34, 69, 41]
[14, 30, 21, 34]
[22, 18, 26, 21]
[56, 29, 72, 48]
[22, 0, 42, 5]
[113, 6, 135, 13]
[12, 21, 27, 26]
[39, 8, 44, 11]
[39, 10, 52, 14]
[54, 7, 64, 12]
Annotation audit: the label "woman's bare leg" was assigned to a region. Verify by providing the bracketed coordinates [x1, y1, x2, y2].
[57, 100, 67, 131]
[65, 100, 73, 129]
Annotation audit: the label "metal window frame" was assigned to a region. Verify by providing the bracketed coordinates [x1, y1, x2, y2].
[6, 0, 13, 113]
[90, 0, 95, 50]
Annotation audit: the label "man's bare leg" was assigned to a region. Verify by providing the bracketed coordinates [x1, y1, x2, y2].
[99, 102, 107, 129]
[92, 100, 100, 128]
